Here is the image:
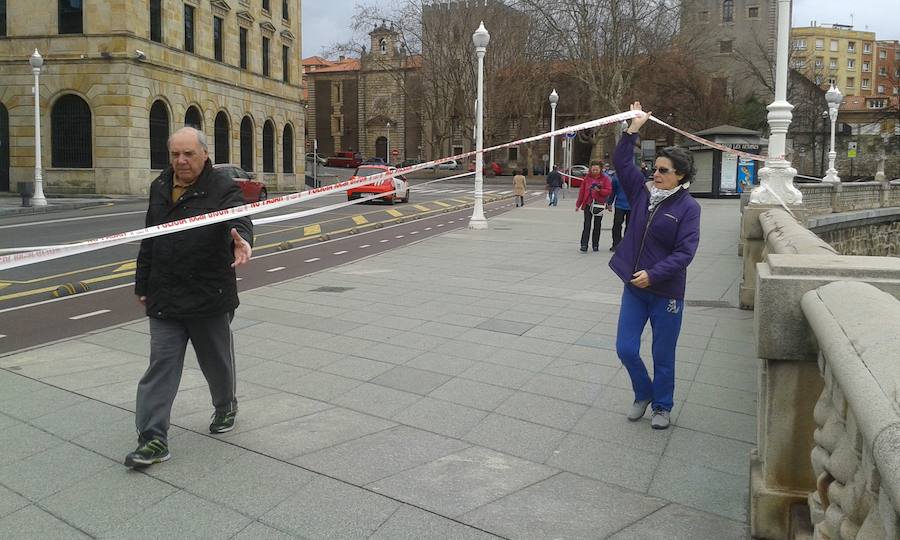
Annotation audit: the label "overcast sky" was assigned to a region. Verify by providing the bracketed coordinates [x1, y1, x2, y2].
[301, 0, 900, 59]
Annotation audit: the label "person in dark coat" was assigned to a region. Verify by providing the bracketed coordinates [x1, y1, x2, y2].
[545, 165, 563, 206]
[606, 168, 631, 251]
[126, 127, 254, 468]
[609, 102, 701, 430]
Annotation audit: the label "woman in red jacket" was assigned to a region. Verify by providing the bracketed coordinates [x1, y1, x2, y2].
[575, 161, 613, 252]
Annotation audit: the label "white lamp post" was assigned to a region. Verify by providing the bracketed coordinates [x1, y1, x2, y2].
[469, 21, 489, 230]
[750, 0, 802, 206]
[548, 89, 558, 171]
[30, 49, 47, 206]
[822, 84, 843, 183]
[386, 121, 391, 164]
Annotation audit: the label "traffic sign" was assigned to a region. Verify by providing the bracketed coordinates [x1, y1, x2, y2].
[848, 141, 857, 158]
[565, 132, 576, 138]
[391, 148, 400, 156]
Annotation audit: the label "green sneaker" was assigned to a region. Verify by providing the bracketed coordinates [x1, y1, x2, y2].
[209, 410, 236, 434]
[124, 439, 170, 468]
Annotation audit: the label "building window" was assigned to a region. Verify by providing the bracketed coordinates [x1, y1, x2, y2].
[847, 41, 855, 53]
[747, 6, 758, 18]
[282, 0, 289, 20]
[149, 100, 170, 169]
[184, 106, 202, 129]
[214, 112, 229, 164]
[51, 95, 91, 168]
[262, 120, 275, 173]
[282, 124, 293, 173]
[862, 79, 871, 89]
[815, 57, 824, 68]
[58, 0, 83, 34]
[262, 36, 270, 76]
[815, 38, 824, 50]
[0, 0, 6, 37]
[827, 77, 836, 86]
[240, 116, 253, 171]
[880, 67, 888, 76]
[213, 16, 224, 62]
[878, 84, 886, 94]
[792, 39, 806, 51]
[380, 38, 388, 54]
[722, 0, 733, 22]
[719, 40, 733, 54]
[829, 58, 837, 70]
[880, 50, 887, 59]
[698, 10, 709, 22]
[262, 0, 269, 12]
[847, 59, 855, 70]
[846, 77, 855, 88]
[864, 43, 872, 54]
[862, 61, 870, 72]
[868, 99, 886, 109]
[830, 40, 838, 52]
[333, 82, 342, 102]
[149, 0, 162, 42]
[239, 27, 248, 69]
[508, 147, 519, 162]
[184, 4, 195, 53]
[282, 45, 290, 82]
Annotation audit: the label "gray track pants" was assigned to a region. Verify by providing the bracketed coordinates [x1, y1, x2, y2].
[135, 312, 237, 444]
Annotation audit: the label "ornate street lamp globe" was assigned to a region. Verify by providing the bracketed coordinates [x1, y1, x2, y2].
[825, 84, 843, 107]
[30, 49, 43, 69]
[549, 89, 559, 105]
[472, 22, 490, 48]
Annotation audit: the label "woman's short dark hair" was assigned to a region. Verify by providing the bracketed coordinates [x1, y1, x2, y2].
[589, 160, 603, 168]
[657, 147, 695, 185]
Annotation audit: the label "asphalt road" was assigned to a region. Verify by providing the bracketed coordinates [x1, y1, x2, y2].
[0, 181, 541, 354]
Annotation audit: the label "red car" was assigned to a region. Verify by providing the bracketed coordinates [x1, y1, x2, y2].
[562, 165, 589, 188]
[213, 164, 268, 203]
[326, 151, 363, 168]
[467, 160, 504, 177]
[346, 165, 410, 204]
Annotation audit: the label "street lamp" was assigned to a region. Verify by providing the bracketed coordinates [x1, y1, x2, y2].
[469, 21, 489, 230]
[548, 89, 559, 172]
[822, 84, 843, 183]
[386, 121, 391, 164]
[30, 49, 47, 206]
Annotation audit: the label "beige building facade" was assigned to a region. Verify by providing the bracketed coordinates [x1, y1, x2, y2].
[0, 0, 304, 195]
[791, 25, 877, 96]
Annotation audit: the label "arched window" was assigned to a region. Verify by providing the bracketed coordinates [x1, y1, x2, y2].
[184, 106, 202, 130]
[722, 0, 734, 22]
[282, 124, 294, 173]
[214, 111, 230, 164]
[262, 120, 275, 173]
[149, 100, 170, 169]
[51, 94, 92, 168]
[240, 116, 253, 171]
[380, 38, 387, 54]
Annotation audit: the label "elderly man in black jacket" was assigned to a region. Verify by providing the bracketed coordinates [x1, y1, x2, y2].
[126, 127, 253, 468]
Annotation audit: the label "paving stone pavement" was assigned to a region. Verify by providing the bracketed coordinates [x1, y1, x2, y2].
[0, 199, 754, 538]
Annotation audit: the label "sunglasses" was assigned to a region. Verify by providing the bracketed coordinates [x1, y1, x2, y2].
[652, 166, 674, 174]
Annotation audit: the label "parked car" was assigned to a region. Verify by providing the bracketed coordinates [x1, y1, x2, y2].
[563, 164, 589, 187]
[425, 159, 459, 171]
[325, 151, 363, 168]
[346, 165, 410, 204]
[213, 164, 268, 203]
[363, 157, 388, 165]
[305, 153, 327, 166]
[397, 159, 425, 169]
[467, 160, 515, 177]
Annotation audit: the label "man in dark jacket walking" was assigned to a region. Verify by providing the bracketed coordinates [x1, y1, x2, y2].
[545, 165, 563, 206]
[126, 127, 253, 468]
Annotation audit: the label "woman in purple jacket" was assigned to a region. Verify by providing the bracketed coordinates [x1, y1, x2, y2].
[609, 102, 701, 430]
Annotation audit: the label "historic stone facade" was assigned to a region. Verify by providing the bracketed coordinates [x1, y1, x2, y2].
[0, 0, 304, 195]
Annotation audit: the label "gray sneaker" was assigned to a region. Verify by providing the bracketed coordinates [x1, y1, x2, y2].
[650, 408, 671, 430]
[627, 399, 651, 421]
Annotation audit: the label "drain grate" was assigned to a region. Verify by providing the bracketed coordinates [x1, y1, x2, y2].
[311, 286, 355, 293]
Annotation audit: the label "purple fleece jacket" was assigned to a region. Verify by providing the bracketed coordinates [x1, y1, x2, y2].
[608, 133, 701, 300]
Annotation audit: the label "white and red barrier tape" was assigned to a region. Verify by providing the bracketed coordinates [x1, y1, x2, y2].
[0, 108, 779, 271]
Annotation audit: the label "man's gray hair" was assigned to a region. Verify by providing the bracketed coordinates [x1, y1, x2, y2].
[167, 126, 208, 152]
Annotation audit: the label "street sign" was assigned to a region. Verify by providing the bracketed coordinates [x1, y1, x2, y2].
[391, 148, 399, 157]
[848, 141, 857, 158]
[565, 131, 576, 138]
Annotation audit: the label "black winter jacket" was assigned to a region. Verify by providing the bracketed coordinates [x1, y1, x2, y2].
[135, 161, 254, 319]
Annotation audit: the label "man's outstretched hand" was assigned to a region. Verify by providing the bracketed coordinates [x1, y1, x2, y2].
[231, 228, 252, 267]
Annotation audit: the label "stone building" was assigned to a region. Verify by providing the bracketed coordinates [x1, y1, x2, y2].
[0, 0, 304, 195]
[304, 24, 422, 163]
[790, 25, 877, 95]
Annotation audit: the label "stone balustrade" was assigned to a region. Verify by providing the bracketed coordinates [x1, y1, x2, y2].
[797, 181, 900, 217]
[801, 281, 900, 540]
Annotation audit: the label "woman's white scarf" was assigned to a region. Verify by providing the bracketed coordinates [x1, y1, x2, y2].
[648, 185, 682, 211]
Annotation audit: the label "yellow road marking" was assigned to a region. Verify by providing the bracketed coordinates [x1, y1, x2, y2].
[0, 282, 10, 291]
[433, 201, 451, 208]
[352, 215, 368, 225]
[0, 259, 134, 284]
[0, 272, 136, 302]
[303, 224, 322, 236]
[114, 261, 137, 273]
[451, 199, 469, 204]
[386, 209, 403, 217]
[414, 205, 430, 212]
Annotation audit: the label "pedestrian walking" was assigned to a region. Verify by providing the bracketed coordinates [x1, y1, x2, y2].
[607, 168, 631, 251]
[574, 161, 612, 252]
[609, 102, 701, 430]
[545, 165, 563, 206]
[513, 169, 527, 207]
[126, 127, 254, 468]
